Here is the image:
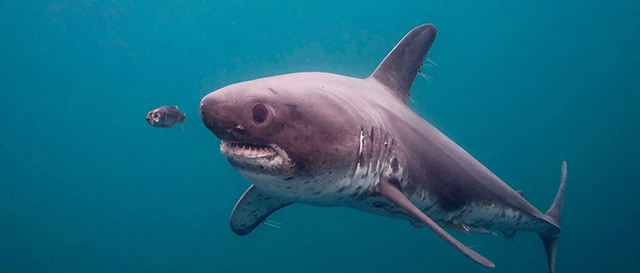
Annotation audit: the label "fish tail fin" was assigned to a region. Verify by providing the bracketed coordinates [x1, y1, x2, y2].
[180, 112, 186, 132]
[538, 161, 567, 273]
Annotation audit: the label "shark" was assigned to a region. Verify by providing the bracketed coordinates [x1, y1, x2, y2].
[200, 24, 567, 272]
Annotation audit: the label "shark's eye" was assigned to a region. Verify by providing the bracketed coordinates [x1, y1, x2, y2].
[252, 103, 268, 124]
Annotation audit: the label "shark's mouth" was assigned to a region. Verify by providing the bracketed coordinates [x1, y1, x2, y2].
[221, 141, 277, 158]
[220, 141, 292, 170]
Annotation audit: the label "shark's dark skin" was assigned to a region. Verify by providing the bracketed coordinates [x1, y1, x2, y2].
[200, 24, 567, 273]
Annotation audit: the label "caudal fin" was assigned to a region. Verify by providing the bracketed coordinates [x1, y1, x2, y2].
[181, 112, 186, 132]
[539, 161, 567, 273]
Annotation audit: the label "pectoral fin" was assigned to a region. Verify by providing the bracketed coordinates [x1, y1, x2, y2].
[375, 179, 495, 268]
[230, 185, 293, 236]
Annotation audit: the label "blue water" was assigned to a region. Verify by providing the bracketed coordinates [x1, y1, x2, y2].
[1, 1, 638, 272]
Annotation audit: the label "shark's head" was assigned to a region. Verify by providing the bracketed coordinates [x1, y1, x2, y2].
[200, 73, 362, 197]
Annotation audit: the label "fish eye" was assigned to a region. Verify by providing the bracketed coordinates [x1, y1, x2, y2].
[153, 112, 159, 118]
[252, 103, 268, 124]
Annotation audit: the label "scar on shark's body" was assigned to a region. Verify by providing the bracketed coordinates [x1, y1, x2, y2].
[200, 24, 567, 273]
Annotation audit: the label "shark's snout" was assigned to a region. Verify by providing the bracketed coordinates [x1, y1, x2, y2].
[199, 93, 217, 127]
[200, 93, 236, 140]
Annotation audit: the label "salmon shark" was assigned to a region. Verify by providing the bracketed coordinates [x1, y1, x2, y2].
[200, 24, 567, 272]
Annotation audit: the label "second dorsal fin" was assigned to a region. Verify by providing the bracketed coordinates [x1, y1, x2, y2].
[368, 24, 437, 104]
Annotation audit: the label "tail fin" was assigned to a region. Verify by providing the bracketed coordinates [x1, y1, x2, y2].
[181, 112, 186, 132]
[539, 161, 567, 273]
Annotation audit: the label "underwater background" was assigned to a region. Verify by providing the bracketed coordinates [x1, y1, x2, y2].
[1, 0, 639, 272]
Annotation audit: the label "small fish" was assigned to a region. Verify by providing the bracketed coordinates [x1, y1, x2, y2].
[146, 106, 186, 132]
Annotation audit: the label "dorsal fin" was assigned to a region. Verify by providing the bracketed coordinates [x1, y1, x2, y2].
[368, 24, 437, 104]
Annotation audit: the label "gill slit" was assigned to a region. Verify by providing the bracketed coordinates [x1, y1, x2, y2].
[354, 126, 396, 189]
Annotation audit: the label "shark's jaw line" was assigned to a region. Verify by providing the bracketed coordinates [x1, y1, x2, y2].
[220, 140, 292, 171]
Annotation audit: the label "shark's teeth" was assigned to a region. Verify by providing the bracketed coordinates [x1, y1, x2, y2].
[219, 141, 293, 171]
[220, 141, 278, 159]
